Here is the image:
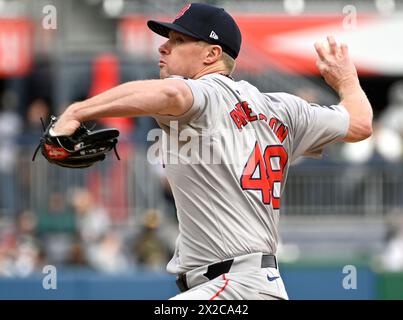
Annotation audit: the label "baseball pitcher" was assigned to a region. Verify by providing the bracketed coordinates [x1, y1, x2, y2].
[50, 3, 373, 299]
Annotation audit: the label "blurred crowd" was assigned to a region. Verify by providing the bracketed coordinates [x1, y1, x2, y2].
[0, 186, 174, 277]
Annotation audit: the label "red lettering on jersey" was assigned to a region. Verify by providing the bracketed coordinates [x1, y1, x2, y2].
[240, 142, 288, 209]
[276, 124, 288, 143]
[259, 113, 267, 121]
[230, 103, 248, 130]
[241, 101, 258, 122]
[241, 142, 271, 204]
[269, 117, 278, 130]
[230, 101, 261, 130]
[268, 117, 289, 143]
[263, 145, 288, 209]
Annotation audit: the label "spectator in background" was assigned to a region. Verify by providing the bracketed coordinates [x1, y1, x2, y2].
[0, 210, 43, 277]
[87, 230, 132, 274]
[13, 210, 43, 277]
[71, 187, 133, 273]
[341, 81, 403, 164]
[14, 99, 51, 211]
[37, 192, 76, 235]
[71, 187, 111, 244]
[133, 209, 171, 271]
[377, 213, 403, 272]
[0, 90, 22, 217]
[0, 227, 18, 277]
[24, 99, 50, 137]
[36, 192, 76, 265]
[379, 81, 403, 136]
[376, 80, 403, 161]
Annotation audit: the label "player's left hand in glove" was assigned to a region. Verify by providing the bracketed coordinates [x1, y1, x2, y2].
[32, 115, 120, 168]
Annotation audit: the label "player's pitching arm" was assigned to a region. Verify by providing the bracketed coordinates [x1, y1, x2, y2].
[315, 36, 373, 142]
[52, 79, 194, 136]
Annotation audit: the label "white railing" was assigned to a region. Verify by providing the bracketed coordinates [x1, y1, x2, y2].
[1, 148, 402, 220]
[282, 162, 403, 216]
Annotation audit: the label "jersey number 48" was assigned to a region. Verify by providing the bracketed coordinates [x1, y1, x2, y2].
[240, 142, 288, 209]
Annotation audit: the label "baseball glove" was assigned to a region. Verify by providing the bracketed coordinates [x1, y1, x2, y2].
[32, 116, 120, 168]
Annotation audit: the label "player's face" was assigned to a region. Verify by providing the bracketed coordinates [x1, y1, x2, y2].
[158, 31, 208, 79]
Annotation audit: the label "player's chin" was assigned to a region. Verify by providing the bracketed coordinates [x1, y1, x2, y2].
[159, 67, 170, 79]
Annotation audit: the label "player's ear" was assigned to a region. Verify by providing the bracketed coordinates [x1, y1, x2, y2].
[204, 45, 222, 65]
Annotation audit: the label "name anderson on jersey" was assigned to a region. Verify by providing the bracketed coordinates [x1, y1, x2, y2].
[230, 100, 289, 143]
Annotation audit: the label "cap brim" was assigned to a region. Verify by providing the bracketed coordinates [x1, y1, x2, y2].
[147, 20, 202, 40]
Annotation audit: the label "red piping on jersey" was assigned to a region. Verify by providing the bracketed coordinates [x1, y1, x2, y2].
[209, 274, 229, 300]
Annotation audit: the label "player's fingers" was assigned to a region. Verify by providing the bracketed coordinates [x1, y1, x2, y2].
[341, 42, 349, 57]
[314, 42, 328, 61]
[316, 59, 328, 73]
[327, 35, 338, 55]
[316, 60, 326, 72]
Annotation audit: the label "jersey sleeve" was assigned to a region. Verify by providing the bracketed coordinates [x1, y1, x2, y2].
[265, 93, 350, 162]
[152, 76, 219, 130]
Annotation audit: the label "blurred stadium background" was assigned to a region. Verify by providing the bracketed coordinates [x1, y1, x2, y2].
[0, 0, 403, 299]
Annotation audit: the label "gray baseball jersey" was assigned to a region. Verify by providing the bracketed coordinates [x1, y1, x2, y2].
[153, 73, 349, 275]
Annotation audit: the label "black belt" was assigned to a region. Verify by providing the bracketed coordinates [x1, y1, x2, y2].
[176, 254, 277, 292]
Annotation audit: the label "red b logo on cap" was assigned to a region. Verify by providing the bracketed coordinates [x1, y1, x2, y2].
[175, 4, 191, 20]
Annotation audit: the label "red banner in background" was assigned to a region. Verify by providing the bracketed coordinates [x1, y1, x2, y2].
[235, 14, 379, 75]
[119, 13, 403, 76]
[0, 18, 33, 78]
[119, 15, 168, 60]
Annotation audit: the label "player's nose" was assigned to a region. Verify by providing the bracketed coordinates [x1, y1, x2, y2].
[158, 40, 170, 55]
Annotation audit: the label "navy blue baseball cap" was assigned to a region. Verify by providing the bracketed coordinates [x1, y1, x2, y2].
[147, 3, 242, 59]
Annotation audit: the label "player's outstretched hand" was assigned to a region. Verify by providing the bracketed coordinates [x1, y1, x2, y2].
[52, 103, 82, 136]
[314, 36, 359, 93]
